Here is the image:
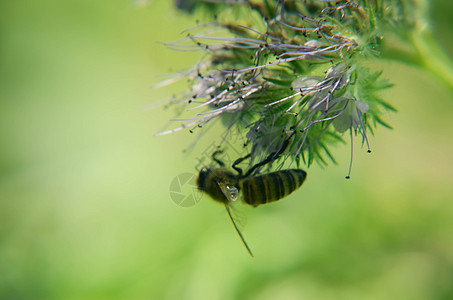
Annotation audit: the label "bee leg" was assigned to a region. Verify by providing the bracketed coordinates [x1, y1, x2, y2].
[244, 132, 295, 177]
[212, 150, 225, 167]
[232, 153, 251, 176]
[243, 152, 275, 177]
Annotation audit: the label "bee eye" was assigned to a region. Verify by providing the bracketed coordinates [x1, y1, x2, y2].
[197, 167, 211, 189]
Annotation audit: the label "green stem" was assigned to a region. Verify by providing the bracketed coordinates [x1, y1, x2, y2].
[411, 30, 453, 92]
[382, 29, 453, 93]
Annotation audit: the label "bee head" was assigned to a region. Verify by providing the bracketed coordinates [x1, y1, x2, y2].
[197, 167, 211, 190]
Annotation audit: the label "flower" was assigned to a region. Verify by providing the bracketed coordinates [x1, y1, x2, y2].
[157, 0, 399, 175]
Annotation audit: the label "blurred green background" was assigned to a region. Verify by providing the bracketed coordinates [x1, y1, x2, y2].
[1, 0, 453, 299]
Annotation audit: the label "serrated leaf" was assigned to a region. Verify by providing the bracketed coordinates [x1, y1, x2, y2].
[263, 76, 292, 87]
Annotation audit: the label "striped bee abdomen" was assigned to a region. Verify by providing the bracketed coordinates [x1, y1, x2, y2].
[241, 169, 307, 207]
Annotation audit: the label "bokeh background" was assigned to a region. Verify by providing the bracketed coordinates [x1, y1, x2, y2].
[1, 0, 453, 299]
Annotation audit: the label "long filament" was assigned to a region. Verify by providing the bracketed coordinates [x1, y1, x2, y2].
[225, 204, 254, 257]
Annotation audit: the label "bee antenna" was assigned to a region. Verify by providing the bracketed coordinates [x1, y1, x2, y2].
[225, 204, 254, 258]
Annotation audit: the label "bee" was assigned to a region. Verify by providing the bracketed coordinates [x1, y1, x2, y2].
[197, 138, 307, 256]
[197, 167, 307, 207]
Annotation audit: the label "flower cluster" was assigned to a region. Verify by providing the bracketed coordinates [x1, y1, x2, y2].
[158, 0, 400, 176]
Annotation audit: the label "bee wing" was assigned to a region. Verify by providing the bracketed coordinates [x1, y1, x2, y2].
[216, 181, 253, 257]
[224, 204, 253, 257]
[226, 203, 247, 231]
[217, 181, 239, 202]
[215, 180, 247, 229]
